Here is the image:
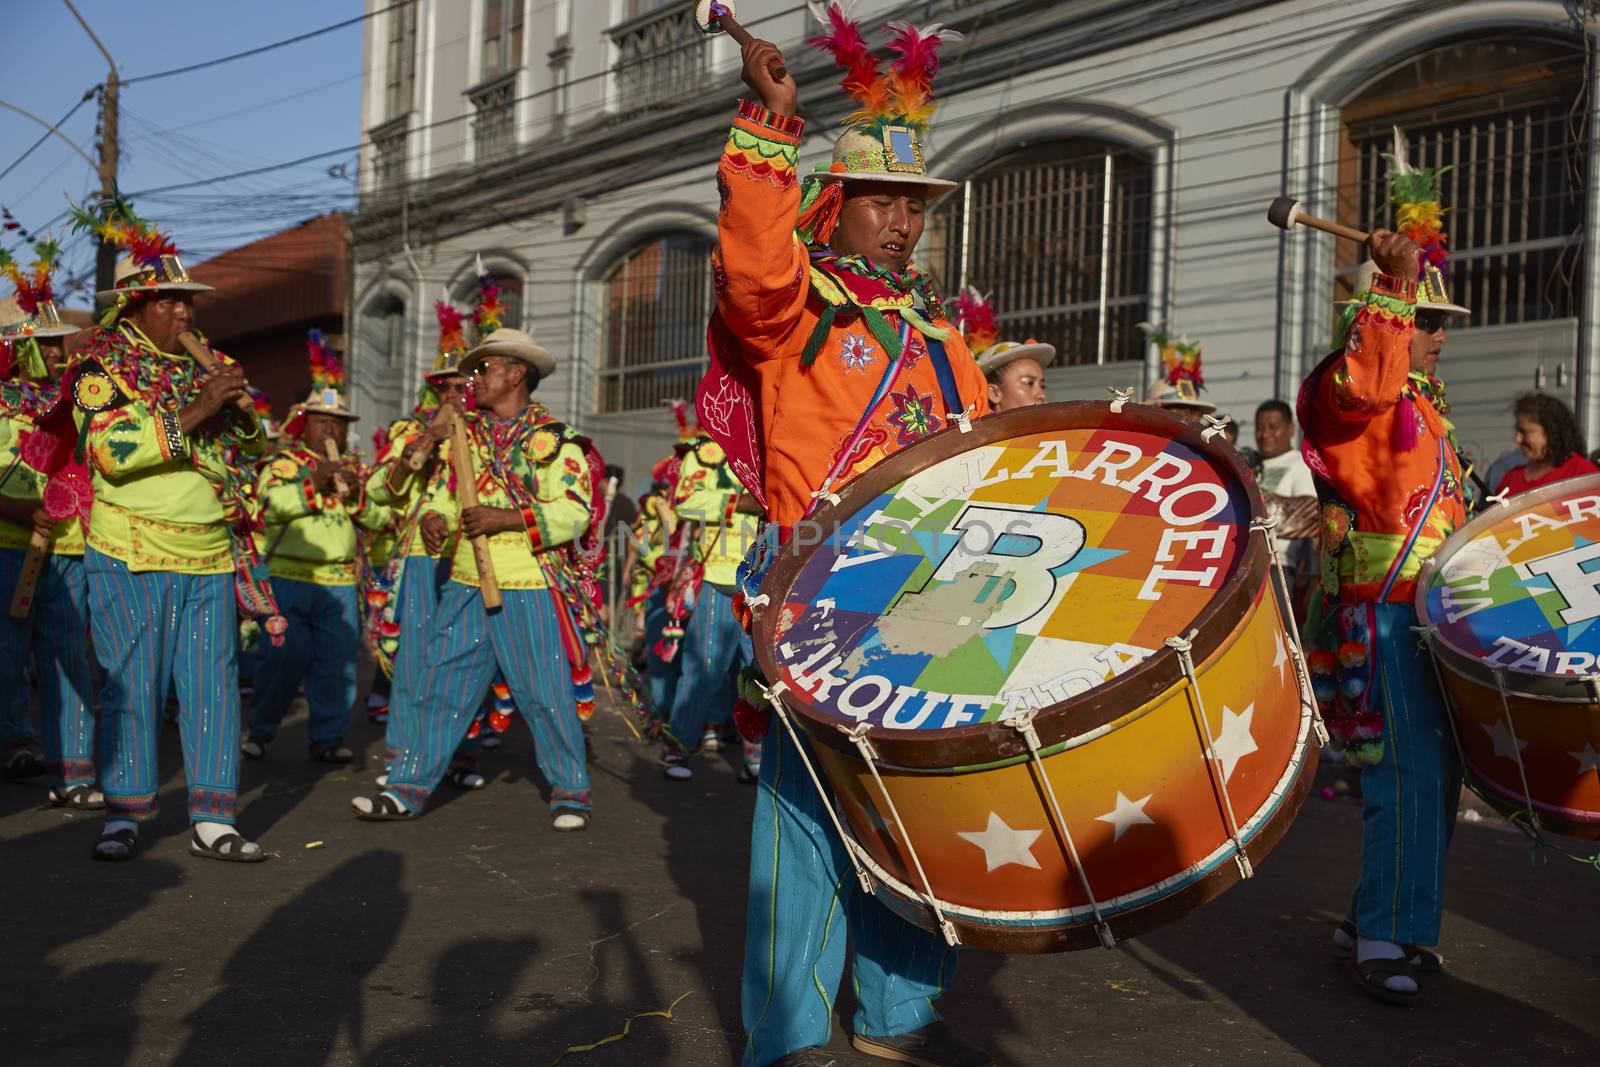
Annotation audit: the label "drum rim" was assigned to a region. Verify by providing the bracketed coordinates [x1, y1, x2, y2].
[753, 399, 1270, 768]
[1416, 470, 1600, 687]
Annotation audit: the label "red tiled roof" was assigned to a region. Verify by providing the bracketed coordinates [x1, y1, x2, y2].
[188, 214, 346, 342]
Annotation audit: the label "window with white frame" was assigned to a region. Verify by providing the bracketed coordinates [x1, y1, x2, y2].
[934, 139, 1154, 366]
[597, 234, 714, 414]
[481, 0, 525, 82]
[384, 0, 419, 119]
[360, 293, 408, 416]
[1336, 36, 1586, 324]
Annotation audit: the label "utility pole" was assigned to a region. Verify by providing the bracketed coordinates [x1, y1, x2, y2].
[64, 0, 119, 297]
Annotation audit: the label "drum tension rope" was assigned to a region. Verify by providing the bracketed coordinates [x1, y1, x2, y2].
[755, 677, 877, 895]
[1106, 386, 1135, 413]
[839, 722, 961, 948]
[1252, 517, 1329, 746]
[1004, 708, 1117, 949]
[1165, 630, 1254, 879]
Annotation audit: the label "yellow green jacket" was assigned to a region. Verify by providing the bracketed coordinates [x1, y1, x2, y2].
[366, 414, 450, 561]
[255, 445, 392, 586]
[423, 405, 594, 591]
[674, 437, 759, 589]
[72, 324, 265, 574]
[0, 383, 83, 555]
[628, 491, 669, 598]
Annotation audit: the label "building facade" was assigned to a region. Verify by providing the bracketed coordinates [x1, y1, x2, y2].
[349, 0, 1598, 491]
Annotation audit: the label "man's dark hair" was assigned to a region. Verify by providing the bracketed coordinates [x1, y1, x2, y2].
[1514, 392, 1586, 466]
[1255, 399, 1293, 423]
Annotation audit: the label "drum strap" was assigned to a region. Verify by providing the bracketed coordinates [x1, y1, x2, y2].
[925, 337, 969, 430]
[1376, 436, 1448, 602]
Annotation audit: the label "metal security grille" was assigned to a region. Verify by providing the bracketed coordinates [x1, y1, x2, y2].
[598, 235, 714, 413]
[937, 140, 1153, 365]
[370, 117, 408, 194]
[1339, 37, 1586, 323]
[610, 1, 706, 119]
[470, 75, 517, 163]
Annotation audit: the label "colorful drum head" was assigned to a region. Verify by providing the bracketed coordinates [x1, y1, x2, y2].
[759, 402, 1259, 760]
[1418, 473, 1600, 839]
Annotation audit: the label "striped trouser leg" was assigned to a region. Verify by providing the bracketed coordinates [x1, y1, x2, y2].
[741, 723, 853, 1064]
[248, 576, 314, 742]
[386, 581, 498, 814]
[1350, 601, 1460, 946]
[171, 570, 241, 824]
[847, 886, 957, 1038]
[0, 547, 43, 751]
[34, 555, 97, 789]
[87, 548, 176, 821]
[384, 555, 442, 765]
[643, 587, 681, 718]
[487, 589, 590, 811]
[301, 583, 359, 750]
[664, 586, 743, 755]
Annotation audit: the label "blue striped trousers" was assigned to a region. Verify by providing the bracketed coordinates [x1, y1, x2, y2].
[387, 582, 589, 814]
[85, 547, 240, 824]
[248, 576, 358, 751]
[381, 556, 482, 769]
[742, 723, 955, 1065]
[664, 584, 751, 754]
[643, 586, 681, 720]
[1348, 601, 1461, 945]
[0, 548, 96, 789]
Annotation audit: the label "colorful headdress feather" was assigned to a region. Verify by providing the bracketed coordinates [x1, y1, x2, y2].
[0, 238, 61, 316]
[952, 287, 999, 354]
[807, 2, 958, 136]
[471, 255, 505, 341]
[1138, 322, 1204, 390]
[435, 298, 466, 362]
[68, 197, 178, 268]
[1383, 126, 1450, 279]
[306, 328, 345, 392]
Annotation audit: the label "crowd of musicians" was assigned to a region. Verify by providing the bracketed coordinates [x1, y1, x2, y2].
[0, 6, 1589, 1066]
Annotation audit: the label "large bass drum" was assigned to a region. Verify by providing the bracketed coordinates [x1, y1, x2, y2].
[750, 401, 1320, 952]
[1416, 473, 1600, 840]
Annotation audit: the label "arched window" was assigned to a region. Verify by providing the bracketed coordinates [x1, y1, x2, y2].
[597, 233, 714, 413]
[934, 139, 1153, 366]
[454, 267, 524, 334]
[1336, 36, 1586, 323]
[359, 292, 408, 416]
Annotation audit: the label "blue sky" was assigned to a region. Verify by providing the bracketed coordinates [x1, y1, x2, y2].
[1, 1, 365, 307]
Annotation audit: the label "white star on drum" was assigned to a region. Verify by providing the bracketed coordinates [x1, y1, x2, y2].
[1273, 630, 1289, 683]
[1095, 791, 1155, 843]
[957, 812, 1043, 873]
[1570, 743, 1599, 775]
[1483, 718, 1529, 763]
[1212, 703, 1259, 782]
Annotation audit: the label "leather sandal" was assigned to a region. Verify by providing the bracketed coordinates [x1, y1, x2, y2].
[851, 1022, 994, 1067]
[1344, 954, 1420, 1007]
[351, 793, 414, 821]
[92, 826, 138, 862]
[1334, 919, 1444, 973]
[50, 784, 106, 810]
[2, 749, 46, 780]
[189, 829, 268, 863]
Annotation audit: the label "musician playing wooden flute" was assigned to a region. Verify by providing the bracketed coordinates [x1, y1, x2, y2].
[705, 7, 991, 1065]
[64, 201, 268, 863]
[1298, 139, 1472, 1006]
[242, 333, 389, 766]
[0, 240, 98, 807]
[351, 326, 604, 833]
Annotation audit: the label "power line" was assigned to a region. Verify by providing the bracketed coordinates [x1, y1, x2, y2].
[121, 1, 414, 86]
[0, 89, 97, 183]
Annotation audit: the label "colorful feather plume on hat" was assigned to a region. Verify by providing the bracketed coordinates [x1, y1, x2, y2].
[1384, 126, 1450, 278]
[306, 328, 344, 392]
[806, 2, 959, 136]
[1138, 322, 1204, 390]
[68, 197, 178, 268]
[952, 287, 998, 354]
[248, 387, 273, 421]
[471, 257, 506, 340]
[435, 298, 466, 362]
[0, 238, 61, 316]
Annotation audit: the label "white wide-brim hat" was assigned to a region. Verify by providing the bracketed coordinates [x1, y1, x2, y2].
[461, 327, 557, 379]
[808, 127, 956, 194]
[96, 254, 213, 301]
[1144, 378, 1216, 413]
[0, 297, 78, 339]
[1342, 259, 1469, 317]
[976, 340, 1057, 376]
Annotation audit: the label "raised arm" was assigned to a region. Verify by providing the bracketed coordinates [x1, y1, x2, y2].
[1316, 229, 1422, 424]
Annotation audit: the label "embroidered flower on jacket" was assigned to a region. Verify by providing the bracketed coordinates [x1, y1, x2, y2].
[886, 383, 942, 446]
[838, 333, 876, 373]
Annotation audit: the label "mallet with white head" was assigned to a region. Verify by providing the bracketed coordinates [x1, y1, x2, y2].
[695, 1, 788, 81]
[1266, 197, 1370, 244]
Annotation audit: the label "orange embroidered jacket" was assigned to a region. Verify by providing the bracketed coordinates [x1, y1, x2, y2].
[1299, 275, 1468, 605]
[702, 101, 990, 529]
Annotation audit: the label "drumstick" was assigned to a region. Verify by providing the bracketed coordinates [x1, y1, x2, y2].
[697, 1, 788, 80]
[1266, 198, 1370, 244]
[7, 529, 48, 619]
[177, 331, 255, 414]
[448, 410, 503, 611]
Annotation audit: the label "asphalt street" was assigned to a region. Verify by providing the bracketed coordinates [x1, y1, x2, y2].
[2, 686, 1597, 1067]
